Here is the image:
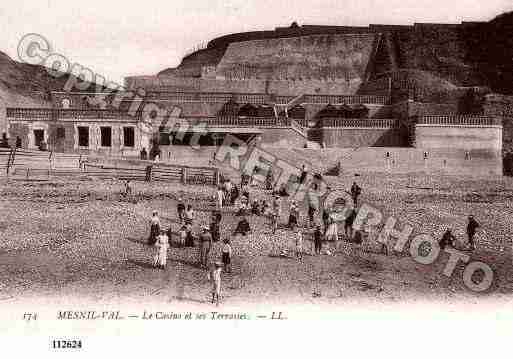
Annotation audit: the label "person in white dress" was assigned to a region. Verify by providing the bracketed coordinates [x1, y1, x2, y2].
[325, 214, 338, 253]
[154, 230, 169, 269]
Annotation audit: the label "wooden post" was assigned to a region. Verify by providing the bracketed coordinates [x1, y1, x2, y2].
[182, 167, 187, 185]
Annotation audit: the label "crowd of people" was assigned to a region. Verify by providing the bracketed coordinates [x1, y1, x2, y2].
[144, 163, 483, 305]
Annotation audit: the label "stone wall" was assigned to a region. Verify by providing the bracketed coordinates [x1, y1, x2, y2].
[332, 147, 502, 177]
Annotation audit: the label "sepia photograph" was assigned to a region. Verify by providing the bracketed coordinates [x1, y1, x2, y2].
[0, 0, 511, 356]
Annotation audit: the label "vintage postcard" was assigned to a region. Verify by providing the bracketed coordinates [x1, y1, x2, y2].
[0, 0, 512, 356]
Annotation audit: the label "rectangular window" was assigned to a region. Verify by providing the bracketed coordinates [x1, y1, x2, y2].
[100, 127, 112, 147]
[77, 126, 89, 147]
[159, 131, 170, 146]
[123, 127, 135, 147]
[33, 129, 44, 147]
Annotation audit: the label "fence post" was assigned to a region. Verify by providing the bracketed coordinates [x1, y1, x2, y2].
[214, 168, 220, 186]
[182, 167, 187, 185]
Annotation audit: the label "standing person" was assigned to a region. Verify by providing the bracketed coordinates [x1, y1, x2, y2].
[440, 227, 456, 250]
[344, 208, 357, 239]
[230, 185, 239, 206]
[210, 215, 220, 243]
[185, 223, 195, 247]
[185, 205, 194, 226]
[350, 182, 362, 207]
[207, 262, 223, 306]
[222, 238, 232, 273]
[153, 230, 169, 269]
[199, 226, 212, 267]
[325, 215, 338, 253]
[216, 186, 224, 209]
[295, 228, 303, 262]
[177, 225, 187, 248]
[308, 203, 317, 228]
[322, 206, 330, 230]
[177, 198, 186, 224]
[288, 200, 299, 230]
[299, 164, 308, 184]
[148, 210, 160, 245]
[313, 224, 323, 255]
[124, 180, 132, 196]
[467, 215, 480, 250]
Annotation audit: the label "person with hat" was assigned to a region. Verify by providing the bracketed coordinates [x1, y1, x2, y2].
[207, 262, 223, 306]
[199, 226, 212, 267]
[467, 215, 480, 250]
[148, 210, 160, 245]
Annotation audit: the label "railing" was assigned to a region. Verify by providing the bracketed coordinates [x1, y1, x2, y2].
[319, 118, 399, 128]
[416, 115, 502, 126]
[6, 108, 53, 119]
[6, 108, 141, 121]
[302, 94, 390, 105]
[2, 148, 218, 185]
[207, 116, 291, 127]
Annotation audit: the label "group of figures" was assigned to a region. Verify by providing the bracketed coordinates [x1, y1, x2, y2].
[143, 162, 483, 305]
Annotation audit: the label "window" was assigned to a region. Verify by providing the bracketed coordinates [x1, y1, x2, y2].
[100, 127, 112, 147]
[123, 127, 135, 147]
[159, 131, 170, 146]
[33, 129, 44, 147]
[61, 98, 70, 109]
[78, 126, 89, 147]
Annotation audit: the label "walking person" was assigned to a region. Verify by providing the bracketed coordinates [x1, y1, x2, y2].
[148, 210, 160, 245]
[153, 230, 169, 269]
[467, 215, 480, 250]
[350, 181, 362, 207]
[199, 226, 212, 268]
[207, 262, 223, 306]
[308, 203, 317, 228]
[222, 238, 232, 273]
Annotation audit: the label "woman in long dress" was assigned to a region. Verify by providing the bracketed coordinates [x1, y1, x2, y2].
[148, 210, 160, 245]
[325, 215, 338, 253]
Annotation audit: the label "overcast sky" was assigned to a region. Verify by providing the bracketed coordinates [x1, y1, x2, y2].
[1, 0, 511, 85]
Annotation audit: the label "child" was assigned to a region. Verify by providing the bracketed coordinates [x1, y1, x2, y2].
[153, 230, 169, 269]
[222, 238, 232, 273]
[295, 229, 303, 261]
[207, 262, 223, 306]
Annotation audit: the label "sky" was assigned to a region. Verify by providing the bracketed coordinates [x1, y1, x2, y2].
[1, 0, 511, 85]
